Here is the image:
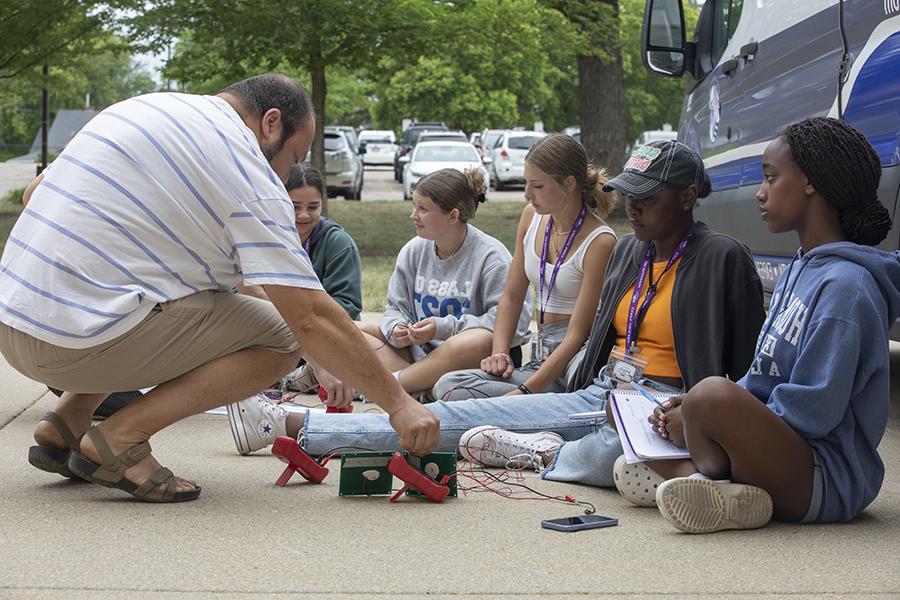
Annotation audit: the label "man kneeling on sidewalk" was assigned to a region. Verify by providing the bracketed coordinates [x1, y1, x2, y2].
[0, 74, 438, 503]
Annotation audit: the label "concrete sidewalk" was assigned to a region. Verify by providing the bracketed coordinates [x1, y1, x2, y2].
[1, 353, 898, 599]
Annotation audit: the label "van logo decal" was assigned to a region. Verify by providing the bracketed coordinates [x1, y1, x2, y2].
[708, 81, 721, 143]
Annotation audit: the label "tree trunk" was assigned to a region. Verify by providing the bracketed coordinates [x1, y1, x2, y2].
[578, 0, 626, 180]
[310, 56, 328, 215]
[579, 52, 626, 176]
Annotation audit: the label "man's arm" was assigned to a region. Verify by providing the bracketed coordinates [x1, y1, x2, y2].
[22, 172, 45, 206]
[264, 284, 439, 455]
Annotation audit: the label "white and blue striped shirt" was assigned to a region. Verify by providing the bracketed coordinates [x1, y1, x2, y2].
[0, 92, 321, 349]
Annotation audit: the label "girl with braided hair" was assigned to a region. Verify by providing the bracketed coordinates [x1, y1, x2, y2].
[639, 117, 900, 534]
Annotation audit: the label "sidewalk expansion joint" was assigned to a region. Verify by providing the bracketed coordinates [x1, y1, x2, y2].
[0, 389, 50, 431]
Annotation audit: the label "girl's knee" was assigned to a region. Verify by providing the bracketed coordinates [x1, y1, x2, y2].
[682, 377, 734, 423]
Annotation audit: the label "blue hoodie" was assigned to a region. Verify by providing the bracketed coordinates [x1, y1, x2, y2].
[738, 244, 900, 522]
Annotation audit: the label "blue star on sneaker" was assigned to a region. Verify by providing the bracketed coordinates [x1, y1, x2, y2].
[262, 423, 272, 434]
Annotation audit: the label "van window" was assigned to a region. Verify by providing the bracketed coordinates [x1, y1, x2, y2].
[711, 0, 744, 66]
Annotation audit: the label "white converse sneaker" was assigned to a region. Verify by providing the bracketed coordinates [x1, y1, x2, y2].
[283, 363, 317, 393]
[656, 477, 774, 534]
[613, 455, 665, 507]
[227, 393, 288, 455]
[458, 425, 563, 471]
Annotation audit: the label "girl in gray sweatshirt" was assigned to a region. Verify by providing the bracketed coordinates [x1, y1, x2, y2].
[363, 168, 532, 399]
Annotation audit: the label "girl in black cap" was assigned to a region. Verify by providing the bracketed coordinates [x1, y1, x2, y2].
[650, 117, 900, 534]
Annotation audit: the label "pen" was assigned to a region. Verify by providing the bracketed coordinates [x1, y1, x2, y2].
[632, 382, 669, 413]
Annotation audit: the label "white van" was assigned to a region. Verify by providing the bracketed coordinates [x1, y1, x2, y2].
[641, 0, 900, 337]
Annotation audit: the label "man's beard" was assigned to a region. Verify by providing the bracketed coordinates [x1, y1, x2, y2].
[262, 130, 288, 162]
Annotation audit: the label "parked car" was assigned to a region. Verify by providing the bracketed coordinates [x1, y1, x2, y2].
[394, 123, 450, 181]
[401, 141, 490, 200]
[490, 130, 546, 190]
[358, 129, 397, 166]
[316, 129, 364, 200]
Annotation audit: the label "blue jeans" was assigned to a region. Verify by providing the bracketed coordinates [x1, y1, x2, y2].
[300, 377, 624, 487]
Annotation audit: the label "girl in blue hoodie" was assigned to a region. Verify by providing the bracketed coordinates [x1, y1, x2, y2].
[644, 118, 900, 534]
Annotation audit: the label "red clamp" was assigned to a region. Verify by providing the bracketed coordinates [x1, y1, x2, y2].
[319, 385, 353, 413]
[271, 436, 329, 486]
[387, 452, 450, 503]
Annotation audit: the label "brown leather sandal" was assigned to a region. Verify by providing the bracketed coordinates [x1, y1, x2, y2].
[28, 412, 81, 479]
[67, 427, 201, 503]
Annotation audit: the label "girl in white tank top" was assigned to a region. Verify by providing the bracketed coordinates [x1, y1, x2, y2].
[434, 134, 618, 402]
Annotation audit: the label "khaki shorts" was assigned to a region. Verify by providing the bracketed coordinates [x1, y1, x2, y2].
[0, 291, 300, 393]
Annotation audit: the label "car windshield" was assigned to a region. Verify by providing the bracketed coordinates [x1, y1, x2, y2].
[325, 135, 347, 151]
[508, 135, 543, 150]
[414, 145, 479, 162]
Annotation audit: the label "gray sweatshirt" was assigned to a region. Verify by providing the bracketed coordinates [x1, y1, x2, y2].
[380, 224, 532, 360]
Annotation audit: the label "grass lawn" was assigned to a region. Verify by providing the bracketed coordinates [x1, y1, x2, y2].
[330, 201, 631, 312]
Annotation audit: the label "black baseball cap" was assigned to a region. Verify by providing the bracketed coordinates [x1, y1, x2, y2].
[603, 140, 708, 200]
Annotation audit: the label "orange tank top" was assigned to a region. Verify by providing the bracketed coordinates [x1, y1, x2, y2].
[612, 257, 682, 379]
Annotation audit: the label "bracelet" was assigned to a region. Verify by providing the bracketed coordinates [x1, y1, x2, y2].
[516, 384, 533, 395]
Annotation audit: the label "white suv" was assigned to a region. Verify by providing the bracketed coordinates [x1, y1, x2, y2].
[490, 130, 546, 190]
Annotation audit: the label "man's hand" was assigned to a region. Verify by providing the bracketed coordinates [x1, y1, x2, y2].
[407, 318, 436, 345]
[391, 323, 414, 347]
[315, 366, 356, 408]
[388, 400, 440, 456]
[481, 352, 515, 378]
[649, 396, 686, 447]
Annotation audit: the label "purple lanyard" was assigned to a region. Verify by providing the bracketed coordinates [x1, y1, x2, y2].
[624, 227, 694, 352]
[539, 206, 587, 326]
[303, 237, 311, 255]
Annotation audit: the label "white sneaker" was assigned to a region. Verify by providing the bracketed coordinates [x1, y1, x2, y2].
[656, 477, 773, 534]
[283, 363, 317, 393]
[226, 393, 288, 455]
[613, 455, 665, 507]
[458, 425, 563, 471]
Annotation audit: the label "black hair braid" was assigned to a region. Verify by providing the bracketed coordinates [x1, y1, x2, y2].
[781, 117, 891, 246]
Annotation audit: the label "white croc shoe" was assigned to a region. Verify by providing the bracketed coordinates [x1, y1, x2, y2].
[458, 425, 563, 471]
[656, 477, 774, 534]
[613, 455, 665, 507]
[227, 393, 288, 455]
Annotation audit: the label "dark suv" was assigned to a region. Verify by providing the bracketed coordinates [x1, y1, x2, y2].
[393, 122, 448, 181]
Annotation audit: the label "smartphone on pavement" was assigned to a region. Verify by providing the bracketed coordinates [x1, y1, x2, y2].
[541, 514, 618, 532]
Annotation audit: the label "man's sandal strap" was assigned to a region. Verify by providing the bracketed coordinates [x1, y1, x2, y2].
[83, 427, 152, 485]
[40, 412, 78, 450]
[134, 467, 177, 502]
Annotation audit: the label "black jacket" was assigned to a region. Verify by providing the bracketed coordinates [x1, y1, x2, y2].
[569, 223, 765, 391]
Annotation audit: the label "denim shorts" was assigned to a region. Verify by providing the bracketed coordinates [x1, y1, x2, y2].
[799, 447, 825, 523]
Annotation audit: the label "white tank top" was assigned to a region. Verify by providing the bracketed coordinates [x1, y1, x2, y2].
[523, 212, 616, 315]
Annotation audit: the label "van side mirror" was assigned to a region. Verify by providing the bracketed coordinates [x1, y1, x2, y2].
[642, 0, 687, 77]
